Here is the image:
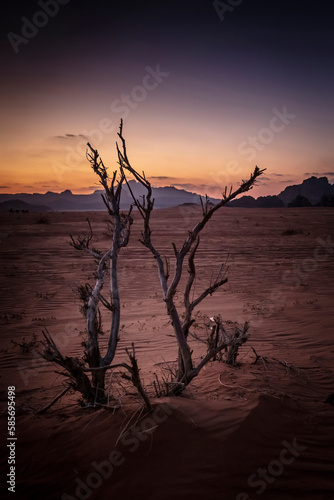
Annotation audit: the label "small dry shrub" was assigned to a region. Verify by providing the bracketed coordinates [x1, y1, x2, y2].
[11, 333, 39, 353]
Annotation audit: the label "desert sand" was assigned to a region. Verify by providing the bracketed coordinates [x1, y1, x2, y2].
[0, 207, 333, 500]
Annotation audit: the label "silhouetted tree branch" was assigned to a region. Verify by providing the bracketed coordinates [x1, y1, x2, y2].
[41, 138, 145, 406]
[117, 119, 264, 393]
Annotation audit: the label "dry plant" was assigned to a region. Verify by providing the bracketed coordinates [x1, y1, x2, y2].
[206, 316, 250, 365]
[11, 333, 39, 353]
[116, 119, 264, 394]
[41, 119, 264, 407]
[40, 142, 150, 410]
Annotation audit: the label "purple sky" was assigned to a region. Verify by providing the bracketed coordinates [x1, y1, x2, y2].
[1, 0, 334, 196]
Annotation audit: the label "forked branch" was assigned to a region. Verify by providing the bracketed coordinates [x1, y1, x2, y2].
[116, 119, 264, 390]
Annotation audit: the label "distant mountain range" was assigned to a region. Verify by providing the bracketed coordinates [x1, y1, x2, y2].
[0, 176, 333, 212]
[227, 176, 334, 208]
[0, 199, 51, 213]
[0, 181, 219, 212]
[277, 176, 334, 206]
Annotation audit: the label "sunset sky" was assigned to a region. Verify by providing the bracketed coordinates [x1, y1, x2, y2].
[1, 0, 333, 198]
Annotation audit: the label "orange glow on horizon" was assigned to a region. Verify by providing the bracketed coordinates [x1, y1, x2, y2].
[1, 93, 333, 198]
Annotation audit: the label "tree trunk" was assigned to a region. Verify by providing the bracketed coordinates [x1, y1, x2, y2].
[166, 301, 193, 383]
[104, 248, 120, 366]
[86, 297, 104, 392]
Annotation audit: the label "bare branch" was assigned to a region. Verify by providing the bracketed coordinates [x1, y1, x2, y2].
[172, 242, 178, 258]
[40, 329, 95, 402]
[116, 122, 168, 297]
[123, 343, 152, 412]
[101, 193, 113, 215]
[190, 342, 229, 379]
[184, 237, 200, 312]
[69, 218, 101, 259]
[191, 276, 228, 311]
[164, 256, 170, 282]
[37, 385, 71, 414]
[83, 362, 132, 372]
[199, 194, 210, 216]
[166, 165, 265, 303]
[98, 292, 114, 312]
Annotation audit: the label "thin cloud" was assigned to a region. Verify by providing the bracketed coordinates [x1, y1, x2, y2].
[303, 171, 334, 177]
[55, 134, 87, 140]
[150, 176, 172, 180]
[173, 183, 211, 193]
[276, 178, 295, 183]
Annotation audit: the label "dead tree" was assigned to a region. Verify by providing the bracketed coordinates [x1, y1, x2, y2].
[116, 119, 264, 394]
[68, 144, 133, 399]
[41, 144, 151, 409]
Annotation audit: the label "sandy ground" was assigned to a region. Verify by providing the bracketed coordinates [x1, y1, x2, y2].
[0, 207, 333, 500]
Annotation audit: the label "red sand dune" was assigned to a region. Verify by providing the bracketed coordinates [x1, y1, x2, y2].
[0, 207, 333, 499]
